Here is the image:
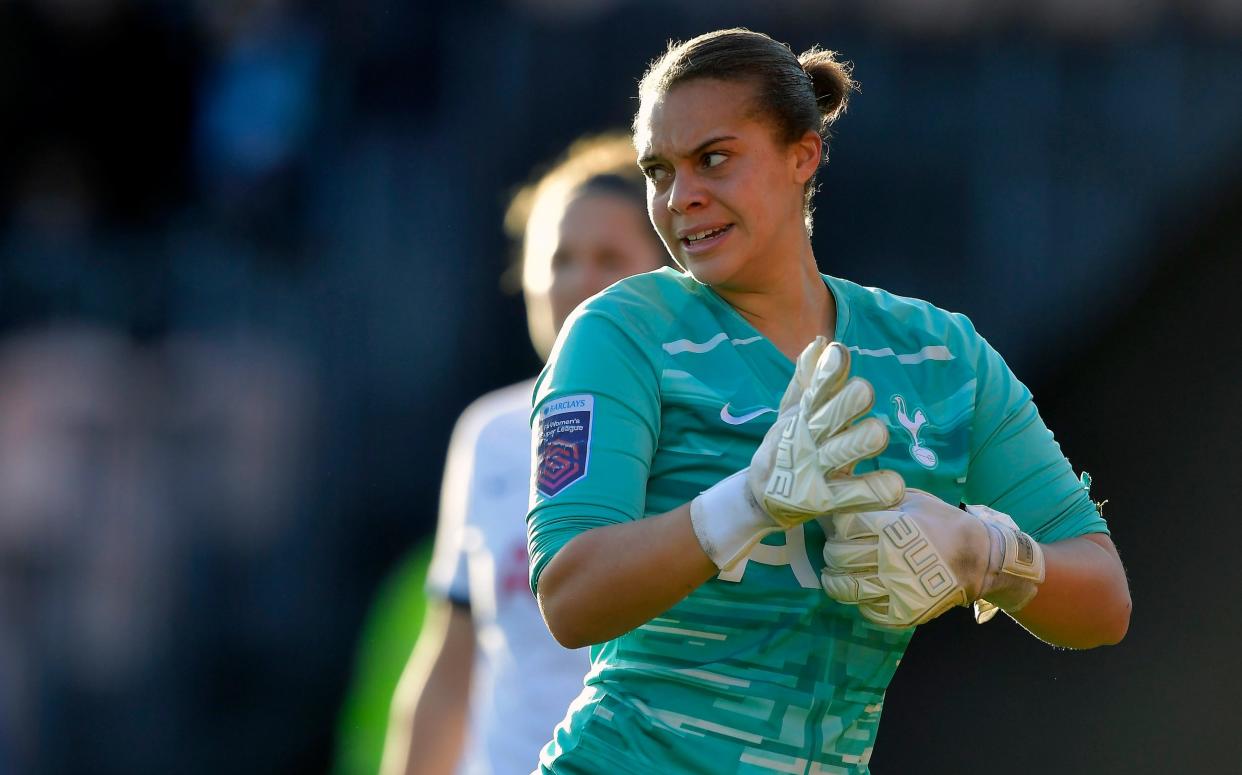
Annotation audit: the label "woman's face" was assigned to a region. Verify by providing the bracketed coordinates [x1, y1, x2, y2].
[636, 78, 821, 290]
[523, 189, 665, 358]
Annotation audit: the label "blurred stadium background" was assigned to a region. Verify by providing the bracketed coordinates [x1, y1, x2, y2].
[0, 1, 1238, 773]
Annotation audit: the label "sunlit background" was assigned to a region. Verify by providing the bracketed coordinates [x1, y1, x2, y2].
[1, 1, 1239, 773]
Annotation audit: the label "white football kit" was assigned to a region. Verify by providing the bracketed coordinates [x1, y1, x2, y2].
[426, 379, 589, 775]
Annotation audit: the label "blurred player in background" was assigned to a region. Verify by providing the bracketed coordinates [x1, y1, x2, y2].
[528, 29, 1131, 772]
[379, 133, 668, 775]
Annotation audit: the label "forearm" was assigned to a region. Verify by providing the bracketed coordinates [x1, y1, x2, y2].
[1010, 533, 1130, 649]
[380, 602, 474, 775]
[536, 502, 719, 648]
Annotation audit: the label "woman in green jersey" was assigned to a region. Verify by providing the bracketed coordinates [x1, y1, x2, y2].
[528, 28, 1131, 773]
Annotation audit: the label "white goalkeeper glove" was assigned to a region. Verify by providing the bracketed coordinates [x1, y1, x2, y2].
[690, 338, 905, 571]
[820, 489, 1045, 628]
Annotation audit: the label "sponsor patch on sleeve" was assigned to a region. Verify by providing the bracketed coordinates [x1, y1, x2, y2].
[535, 394, 593, 497]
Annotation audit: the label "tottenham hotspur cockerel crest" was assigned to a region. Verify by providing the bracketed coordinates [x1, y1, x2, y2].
[891, 394, 937, 469]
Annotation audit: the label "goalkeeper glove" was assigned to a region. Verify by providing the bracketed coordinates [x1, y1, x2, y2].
[690, 338, 905, 571]
[820, 489, 1045, 628]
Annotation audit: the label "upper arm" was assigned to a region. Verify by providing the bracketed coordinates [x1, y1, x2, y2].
[382, 601, 475, 775]
[425, 409, 488, 604]
[963, 327, 1107, 543]
[390, 599, 475, 719]
[432, 604, 477, 687]
[1081, 531, 1120, 560]
[527, 309, 661, 595]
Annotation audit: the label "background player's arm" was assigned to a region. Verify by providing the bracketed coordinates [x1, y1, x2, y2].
[379, 600, 474, 775]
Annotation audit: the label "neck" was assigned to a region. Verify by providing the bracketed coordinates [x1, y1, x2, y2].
[713, 235, 835, 361]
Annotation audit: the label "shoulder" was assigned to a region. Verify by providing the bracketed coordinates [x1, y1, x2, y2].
[448, 378, 536, 455]
[579, 267, 698, 325]
[553, 267, 702, 358]
[829, 275, 987, 355]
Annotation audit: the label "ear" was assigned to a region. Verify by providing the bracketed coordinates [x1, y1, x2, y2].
[790, 130, 823, 186]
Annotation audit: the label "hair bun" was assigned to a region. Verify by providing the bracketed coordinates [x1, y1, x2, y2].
[798, 47, 857, 127]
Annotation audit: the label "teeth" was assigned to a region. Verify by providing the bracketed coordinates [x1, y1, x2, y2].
[687, 226, 726, 242]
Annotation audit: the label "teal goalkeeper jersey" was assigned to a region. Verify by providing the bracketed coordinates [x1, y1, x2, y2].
[527, 268, 1106, 774]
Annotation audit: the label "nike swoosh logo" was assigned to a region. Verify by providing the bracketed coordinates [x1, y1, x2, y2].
[720, 405, 777, 425]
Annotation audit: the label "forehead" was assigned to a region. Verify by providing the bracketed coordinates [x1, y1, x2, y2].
[527, 189, 644, 256]
[556, 191, 647, 238]
[637, 78, 764, 160]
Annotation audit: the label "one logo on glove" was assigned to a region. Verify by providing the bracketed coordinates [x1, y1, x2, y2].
[892, 394, 937, 469]
[536, 394, 593, 497]
[882, 515, 955, 598]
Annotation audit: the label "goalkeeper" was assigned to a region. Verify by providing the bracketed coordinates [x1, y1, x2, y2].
[528, 28, 1131, 774]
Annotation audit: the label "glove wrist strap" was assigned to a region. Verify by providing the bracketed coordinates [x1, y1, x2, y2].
[690, 470, 779, 571]
[975, 521, 1046, 623]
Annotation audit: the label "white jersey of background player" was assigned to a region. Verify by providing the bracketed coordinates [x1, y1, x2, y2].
[380, 133, 668, 775]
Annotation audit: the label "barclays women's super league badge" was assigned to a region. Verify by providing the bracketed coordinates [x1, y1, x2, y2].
[536, 394, 594, 497]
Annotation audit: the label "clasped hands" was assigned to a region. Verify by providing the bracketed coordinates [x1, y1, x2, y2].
[690, 337, 1044, 628]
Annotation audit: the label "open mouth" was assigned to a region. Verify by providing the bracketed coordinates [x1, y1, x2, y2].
[680, 224, 733, 252]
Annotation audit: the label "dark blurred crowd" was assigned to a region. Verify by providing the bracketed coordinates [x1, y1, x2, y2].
[0, 326, 327, 773]
[0, 1, 1239, 774]
[0, 2, 362, 772]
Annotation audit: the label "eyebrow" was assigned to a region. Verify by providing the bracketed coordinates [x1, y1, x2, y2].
[638, 135, 738, 166]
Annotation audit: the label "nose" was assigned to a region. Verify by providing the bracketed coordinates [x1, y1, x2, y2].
[569, 261, 605, 302]
[557, 260, 590, 302]
[667, 169, 705, 215]
[579, 262, 613, 299]
[553, 258, 610, 313]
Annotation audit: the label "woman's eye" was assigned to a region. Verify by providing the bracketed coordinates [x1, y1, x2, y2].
[703, 152, 726, 168]
[644, 166, 669, 183]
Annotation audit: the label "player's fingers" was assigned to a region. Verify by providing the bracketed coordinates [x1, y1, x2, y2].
[821, 470, 906, 513]
[805, 342, 850, 403]
[820, 571, 858, 602]
[794, 336, 830, 388]
[821, 538, 878, 573]
[816, 341, 851, 388]
[822, 511, 875, 541]
[781, 336, 829, 408]
[816, 417, 888, 472]
[859, 602, 907, 628]
[820, 572, 886, 604]
[806, 377, 875, 442]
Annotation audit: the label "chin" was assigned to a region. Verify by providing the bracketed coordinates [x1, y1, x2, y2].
[681, 261, 720, 287]
[681, 253, 743, 289]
